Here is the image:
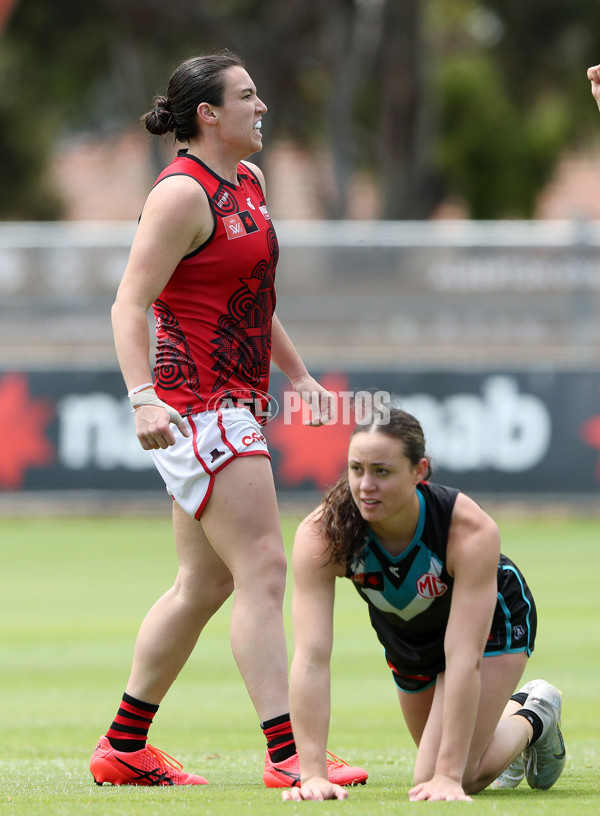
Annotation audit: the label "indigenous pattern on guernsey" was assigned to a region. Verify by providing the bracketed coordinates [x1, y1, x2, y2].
[151, 151, 278, 418]
[153, 299, 204, 416]
[210, 230, 277, 392]
[207, 169, 276, 395]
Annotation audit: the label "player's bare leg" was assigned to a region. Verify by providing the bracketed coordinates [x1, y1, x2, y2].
[125, 505, 234, 703]
[488, 681, 544, 789]
[397, 684, 436, 746]
[199, 454, 290, 721]
[90, 511, 230, 786]
[408, 653, 530, 792]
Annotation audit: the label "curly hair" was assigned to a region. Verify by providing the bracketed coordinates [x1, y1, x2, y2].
[318, 408, 432, 568]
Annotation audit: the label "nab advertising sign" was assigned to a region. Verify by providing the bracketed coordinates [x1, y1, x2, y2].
[0, 367, 599, 497]
[265, 369, 600, 495]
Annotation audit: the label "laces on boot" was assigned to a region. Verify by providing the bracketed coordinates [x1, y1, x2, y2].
[326, 751, 350, 768]
[146, 745, 184, 773]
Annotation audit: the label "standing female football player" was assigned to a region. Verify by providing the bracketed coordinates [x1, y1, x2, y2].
[283, 407, 565, 801]
[89, 50, 366, 790]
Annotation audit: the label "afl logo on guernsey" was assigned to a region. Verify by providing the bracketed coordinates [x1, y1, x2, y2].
[224, 210, 260, 240]
[416, 572, 448, 599]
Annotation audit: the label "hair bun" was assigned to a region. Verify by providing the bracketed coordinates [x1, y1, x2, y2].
[142, 94, 175, 136]
[154, 94, 172, 114]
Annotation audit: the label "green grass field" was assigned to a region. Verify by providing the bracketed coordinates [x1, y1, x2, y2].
[1, 510, 599, 815]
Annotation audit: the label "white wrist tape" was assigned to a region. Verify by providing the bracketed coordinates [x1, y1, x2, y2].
[127, 382, 154, 397]
[129, 388, 185, 426]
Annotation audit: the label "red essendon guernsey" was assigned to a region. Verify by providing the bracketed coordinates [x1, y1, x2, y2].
[151, 150, 278, 417]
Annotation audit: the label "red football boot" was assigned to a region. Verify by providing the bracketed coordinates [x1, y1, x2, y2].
[90, 735, 208, 786]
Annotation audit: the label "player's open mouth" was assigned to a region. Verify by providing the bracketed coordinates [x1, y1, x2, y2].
[253, 120, 262, 132]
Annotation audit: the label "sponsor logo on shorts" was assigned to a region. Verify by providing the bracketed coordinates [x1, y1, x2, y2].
[512, 625, 525, 640]
[242, 431, 266, 447]
[210, 448, 226, 462]
[416, 572, 448, 599]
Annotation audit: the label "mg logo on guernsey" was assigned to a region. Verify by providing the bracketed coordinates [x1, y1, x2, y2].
[416, 572, 448, 600]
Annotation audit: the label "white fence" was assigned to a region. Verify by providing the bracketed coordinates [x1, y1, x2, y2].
[1, 220, 599, 367]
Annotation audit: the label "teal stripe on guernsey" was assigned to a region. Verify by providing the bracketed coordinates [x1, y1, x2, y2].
[364, 490, 446, 619]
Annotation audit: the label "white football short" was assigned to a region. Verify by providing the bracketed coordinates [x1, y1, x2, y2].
[151, 407, 270, 520]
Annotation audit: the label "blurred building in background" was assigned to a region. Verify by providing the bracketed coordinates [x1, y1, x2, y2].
[2, 0, 600, 509]
[1, 218, 599, 509]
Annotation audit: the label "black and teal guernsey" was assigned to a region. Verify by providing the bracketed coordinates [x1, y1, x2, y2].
[345, 482, 536, 692]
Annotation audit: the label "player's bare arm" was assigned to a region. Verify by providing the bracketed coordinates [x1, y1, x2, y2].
[112, 176, 213, 448]
[409, 495, 499, 802]
[283, 514, 348, 801]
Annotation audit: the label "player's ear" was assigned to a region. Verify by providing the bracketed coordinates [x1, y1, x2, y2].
[197, 102, 218, 126]
[415, 458, 429, 482]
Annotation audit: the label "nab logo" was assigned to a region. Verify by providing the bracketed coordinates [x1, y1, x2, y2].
[224, 210, 259, 240]
[416, 572, 448, 600]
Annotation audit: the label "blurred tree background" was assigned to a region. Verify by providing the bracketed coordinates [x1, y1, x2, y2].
[1, 0, 600, 220]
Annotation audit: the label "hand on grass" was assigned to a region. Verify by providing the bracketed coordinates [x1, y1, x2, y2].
[409, 774, 473, 802]
[281, 776, 348, 801]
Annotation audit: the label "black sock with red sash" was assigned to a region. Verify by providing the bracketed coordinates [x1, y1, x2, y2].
[106, 692, 159, 752]
[261, 713, 297, 763]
